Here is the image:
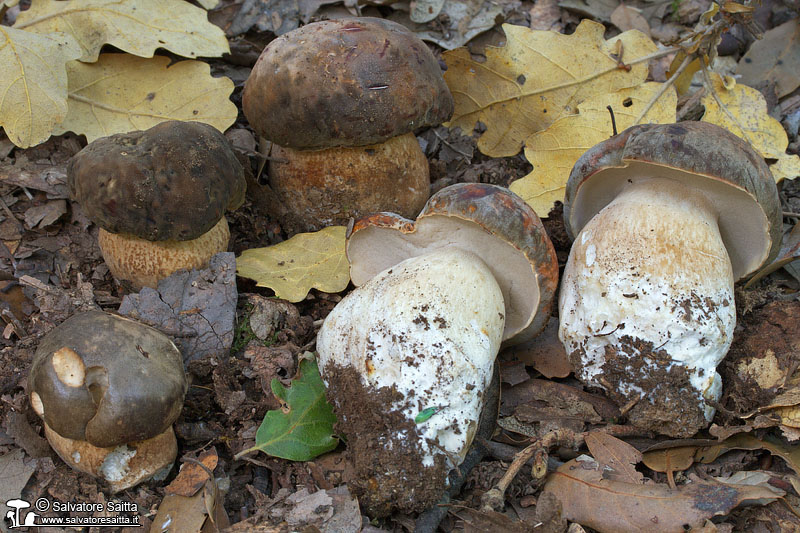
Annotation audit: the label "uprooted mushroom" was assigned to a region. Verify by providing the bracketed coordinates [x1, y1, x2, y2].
[68, 120, 246, 289]
[316, 183, 558, 516]
[559, 121, 781, 437]
[242, 17, 453, 234]
[28, 311, 187, 492]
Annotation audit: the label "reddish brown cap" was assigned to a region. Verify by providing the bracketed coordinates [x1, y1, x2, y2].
[564, 121, 781, 280]
[68, 121, 245, 241]
[242, 17, 454, 149]
[347, 183, 559, 345]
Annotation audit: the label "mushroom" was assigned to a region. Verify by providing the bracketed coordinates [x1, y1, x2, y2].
[28, 310, 188, 492]
[68, 121, 246, 289]
[242, 17, 453, 234]
[559, 122, 781, 437]
[317, 183, 558, 516]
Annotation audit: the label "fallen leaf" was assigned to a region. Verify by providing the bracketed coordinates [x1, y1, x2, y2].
[444, 20, 657, 157]
[559, 0, 620, 22]
[23, 200, 67, 229]
[697, 433, 800, 476]
[15, 0, 229, 62]
[510, 82, 676, 215]
[151, 477, 229, 533]
[610, 4, 650, 35]
[237, 356, 338, 461]
[746, 223, 800, 286]
[166, 449, 219, 497]
[53, 53, 237, 142]
[119, 252, 237, 364]
[543, 456, 782, 533]
[0, 28, 81, 148]
[642, 445, 699, 473]
[0, 449, 36, 533]
[236, 226, 349, 303]
[391, 0, 503, 50]
[701, 73, 800, 183]
[737, 19, 800, 98]
[501, 317, 572, 378]
[584, 431, 644, 484]
[410, 0, 445, 22]
[197, 0, 220, 8]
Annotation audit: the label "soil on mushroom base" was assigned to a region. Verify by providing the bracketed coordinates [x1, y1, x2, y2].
[569, 335, 708, 437]
[322, 363, 449, 518]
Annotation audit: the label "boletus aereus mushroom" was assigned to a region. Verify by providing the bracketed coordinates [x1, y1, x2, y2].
[68, 121, 245, 289]
[559, 121, 781, 437]
[29, 311, 188, 492]
[242, 17, 454, 234]
[316, 183, 558, 516]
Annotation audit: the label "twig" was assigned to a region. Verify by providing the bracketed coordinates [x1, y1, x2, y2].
[783, 211, 800, 219]
[432, 128, 473, 159]
[633, 52, 694, 126]
[700, 58, 754, 144]
[480, 428, 584, 512]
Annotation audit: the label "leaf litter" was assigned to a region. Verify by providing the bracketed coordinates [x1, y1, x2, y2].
[2, 1, 800, 531]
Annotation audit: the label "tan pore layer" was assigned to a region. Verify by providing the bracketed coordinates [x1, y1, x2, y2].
[99, 217, 230, 289]
[44, 423, 177, 493]
[268, 132, 430, 233]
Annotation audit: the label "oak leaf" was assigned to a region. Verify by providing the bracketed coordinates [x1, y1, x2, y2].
[543, 456, 783, 532]
[14, 0, 229, 62]
[0, 27, 80, 148]
[53, 54, 237, 142]
[701, 73, 800, 182]
[236, 226, 350, 303]
[510, 83, 676, 216]
[443, 20, 658, 157]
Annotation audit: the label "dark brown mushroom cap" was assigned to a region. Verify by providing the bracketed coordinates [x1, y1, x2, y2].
[242, 17, 454, 150]
[564, 121, 781, 280]
[68, 121, 245, 241]
[347, 183, 559, 345]
[29, 311, 187, 448]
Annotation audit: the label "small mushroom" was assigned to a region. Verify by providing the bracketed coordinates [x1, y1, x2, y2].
[68, 121, 245, 288]
[317, 183, 558, 516]
[242, 17, 454, 234]
[28, 310, 188, 492]
[559, 122, 781, 437]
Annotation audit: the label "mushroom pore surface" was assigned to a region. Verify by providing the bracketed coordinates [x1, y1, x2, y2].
[317, 247, 504, 516]
[560, 177, 734, 437]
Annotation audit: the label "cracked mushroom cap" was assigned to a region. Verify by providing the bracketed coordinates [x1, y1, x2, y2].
[29, 310, 187, 449]
[564, 121, 781, 280]
[242, 17, 454, 149]
[67, 121, 245, 241]
[347, 183, 559, 345]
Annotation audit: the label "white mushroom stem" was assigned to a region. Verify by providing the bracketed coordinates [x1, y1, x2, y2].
[317, 246, 505, 467]
[559, 177, 735, 420]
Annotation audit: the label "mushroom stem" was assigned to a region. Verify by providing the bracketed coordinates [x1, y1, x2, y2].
[559, 177, 735, 435]
[317, 246, 505, 515]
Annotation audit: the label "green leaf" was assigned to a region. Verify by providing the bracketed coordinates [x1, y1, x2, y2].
[239, 357, 338, 461]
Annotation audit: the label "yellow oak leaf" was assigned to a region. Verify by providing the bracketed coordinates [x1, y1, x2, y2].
[702, 73, 800, 182]
[0, 27, 81, 148]
[53, 54, 237, 142]
[443, 20, 658, 157]
[236, 226, 350, 303]
[14, 0, 229, 62]
[510, 83, 676, 216]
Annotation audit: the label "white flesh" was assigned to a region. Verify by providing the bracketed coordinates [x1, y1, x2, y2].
[560, 177, 735, 421]
[318, 247, 504, 467]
